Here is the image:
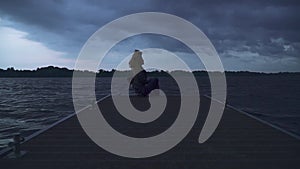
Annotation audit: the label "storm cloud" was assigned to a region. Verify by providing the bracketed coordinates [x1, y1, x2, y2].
[0, 0, 299, 72]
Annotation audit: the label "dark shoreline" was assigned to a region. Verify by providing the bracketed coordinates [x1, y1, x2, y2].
[1, 66, 300, 78]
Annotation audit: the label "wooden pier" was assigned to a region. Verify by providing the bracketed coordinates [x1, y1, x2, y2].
[0, 95, 299, 169]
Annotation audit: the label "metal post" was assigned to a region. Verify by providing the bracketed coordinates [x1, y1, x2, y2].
[6, 133, 26, 159]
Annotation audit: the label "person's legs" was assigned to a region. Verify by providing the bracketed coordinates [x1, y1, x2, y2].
[141, 78, 159, 96]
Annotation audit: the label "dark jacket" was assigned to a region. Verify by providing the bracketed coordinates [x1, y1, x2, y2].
[130, 70, 147, 93]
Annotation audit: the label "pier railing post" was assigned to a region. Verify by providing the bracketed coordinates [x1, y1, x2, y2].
[7, 133, 26, 158]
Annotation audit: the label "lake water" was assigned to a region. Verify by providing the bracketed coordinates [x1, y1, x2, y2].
[0, 75, 299, 148]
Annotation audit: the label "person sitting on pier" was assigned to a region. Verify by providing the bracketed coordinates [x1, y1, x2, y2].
[128, 49, 159, 96]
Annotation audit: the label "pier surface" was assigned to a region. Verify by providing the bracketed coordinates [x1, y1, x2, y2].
[0, 95, 299, 169]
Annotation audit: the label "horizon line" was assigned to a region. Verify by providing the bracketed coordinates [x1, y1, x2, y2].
[1, 65, 300, 74]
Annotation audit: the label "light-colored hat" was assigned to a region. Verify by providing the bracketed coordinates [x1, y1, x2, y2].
[129, 50, 144, 68]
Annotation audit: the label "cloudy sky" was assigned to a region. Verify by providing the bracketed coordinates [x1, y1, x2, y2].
[0, 0, 299, 72]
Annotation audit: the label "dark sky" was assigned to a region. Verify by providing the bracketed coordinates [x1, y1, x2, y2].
[0, 0, 299, 72]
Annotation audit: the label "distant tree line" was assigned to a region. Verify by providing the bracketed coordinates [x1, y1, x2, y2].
[0, 66, 299, 77]
[0, 66, 87, 77]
